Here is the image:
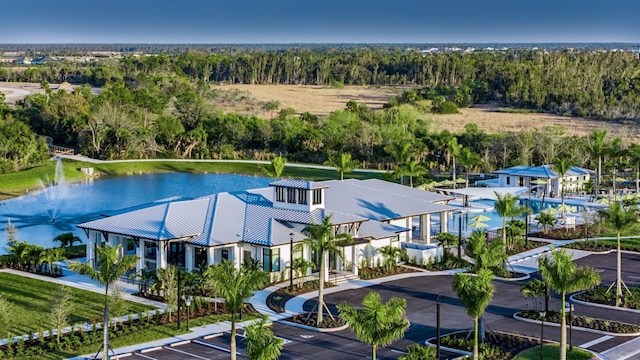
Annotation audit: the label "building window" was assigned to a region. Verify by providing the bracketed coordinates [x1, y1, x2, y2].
[287, 188, 296, 203]
[298, 190, 308, 205]
[313, 189, 322, 204]
[276, 186, 286, 202]
[263, 248, 280, 272]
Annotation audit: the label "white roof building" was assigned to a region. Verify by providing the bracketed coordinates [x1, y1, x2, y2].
[78, 179, 455, 279]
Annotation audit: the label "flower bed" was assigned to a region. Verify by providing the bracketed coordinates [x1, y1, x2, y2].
[435, 331, 539, 360]
[575, 285, 640, 310]
[517, 309, 640, 334]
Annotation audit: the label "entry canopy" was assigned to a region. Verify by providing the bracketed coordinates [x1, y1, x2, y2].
[442, 186, 528, 200]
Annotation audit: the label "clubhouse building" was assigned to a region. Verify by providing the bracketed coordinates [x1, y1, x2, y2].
[78, 179, 455, 279]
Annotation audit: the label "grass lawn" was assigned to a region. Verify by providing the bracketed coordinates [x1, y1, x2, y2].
[513, 344, 594, 360]
[9, 313, 262, 360]
[0, 159, 383, 200]
[0, 273, 153, 336]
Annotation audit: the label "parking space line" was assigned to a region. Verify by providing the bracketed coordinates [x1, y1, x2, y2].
[579, 335, 613, 348]
[164, 346, 211, 360]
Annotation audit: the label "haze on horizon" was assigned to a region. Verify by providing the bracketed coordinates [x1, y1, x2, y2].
[1, 0, 637, 44]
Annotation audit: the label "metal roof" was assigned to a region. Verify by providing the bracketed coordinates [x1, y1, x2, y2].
[359, 221, 409, 239]
[79, 179, 455, 248]
[494, 165, 594, 178]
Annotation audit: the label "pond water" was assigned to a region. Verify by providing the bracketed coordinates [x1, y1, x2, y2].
[0, 172, 272, 253]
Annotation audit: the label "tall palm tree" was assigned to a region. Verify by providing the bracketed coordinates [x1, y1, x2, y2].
[244, 317, 284, 360]
[586, 130, 607, 195]
[260, 156, 286, 180]
[599, 202, 638, 307]
[627, 143, 640, 194]
[337, 291, 410, 360]
[68, 245, 138, 360]
[452, 269, 495, 360]
[205, 260, 268, 360]
[538, 248, 601, 360]
[447, 138, 463, 188]
[459, 147, 482, 188]
[325, 152, 360, 180]
[552, 157, 572, 219]
[303, 214, 353, 325]
[400, 159, 427, 187]
[494, 191, 519, 247]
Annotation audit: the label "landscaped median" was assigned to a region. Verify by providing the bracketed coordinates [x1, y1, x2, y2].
[513, 310, 640, 336]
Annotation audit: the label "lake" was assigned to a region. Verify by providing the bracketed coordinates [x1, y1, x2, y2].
[0, 173, 272, 253]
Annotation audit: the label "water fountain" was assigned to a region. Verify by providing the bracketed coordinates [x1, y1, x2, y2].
[36, 158, 68, 223]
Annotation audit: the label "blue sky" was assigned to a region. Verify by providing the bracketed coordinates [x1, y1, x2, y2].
[1, 0, 637, 43]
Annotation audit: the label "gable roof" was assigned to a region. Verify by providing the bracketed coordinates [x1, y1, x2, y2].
[78, 179, 455, 247]
[494, 165, 594, 179]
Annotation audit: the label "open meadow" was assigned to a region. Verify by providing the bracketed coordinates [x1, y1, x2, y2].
[212, 84, 639, 140]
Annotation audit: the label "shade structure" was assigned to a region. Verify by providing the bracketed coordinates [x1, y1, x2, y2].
[468, 221, 490, 229]
[470, 214, 492, 222]
[437, 179, 456, 187]
[556, 203, 576, 213]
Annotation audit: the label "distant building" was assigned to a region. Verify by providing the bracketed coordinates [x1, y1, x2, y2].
[493, 165, 594, 197]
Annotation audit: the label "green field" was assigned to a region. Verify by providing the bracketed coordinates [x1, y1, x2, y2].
[0, 273, 153, 336]
[0, 159, 384, 200]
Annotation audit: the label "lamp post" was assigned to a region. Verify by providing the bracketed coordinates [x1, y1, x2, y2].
[539, 310, 546, 360]
[289, 232, 294, 292]
[185, 296, 192, 331]
[568, 303, 574, 352]
[436, 295, 441, 359]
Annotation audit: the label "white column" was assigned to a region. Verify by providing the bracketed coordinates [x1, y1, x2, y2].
[157, 240, 167, 269]
[440, 211, 449, 233]
[185, 245, 193, 272]
[136, 240, 144, 272]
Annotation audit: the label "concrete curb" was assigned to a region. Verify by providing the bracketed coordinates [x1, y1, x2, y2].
[570, 292, 640, 314]
[512, 312, 640, 337]
[277, 320, 349, 333]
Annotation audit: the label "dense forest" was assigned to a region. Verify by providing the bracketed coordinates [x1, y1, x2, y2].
[1, 47, 639, 184]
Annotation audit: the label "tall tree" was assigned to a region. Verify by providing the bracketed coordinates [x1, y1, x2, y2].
[586, 130, 607, 195]
[337, 291, 410, 360]
[303, 214, 353, 325]
[552, 157, 573, 218]
[205, 260, 268, 360]
[539, 248, 600, 360]
[452, 269, 495, 360]
[68, 245, 137, 360]
[599, 202, 638, 307]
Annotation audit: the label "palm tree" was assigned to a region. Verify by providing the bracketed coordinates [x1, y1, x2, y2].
[538, 248, 601, 360]
[68, 245, 138, 360]
[400, 159, 427, 187]
[586, 130, 607, 195]
[494, 191, 519, 247]
[452, 269, 495, 360]
[260, 156, 286, 180]
[535, 212, 557, 234]
[53, 232, 82, 247]
[205, 259, 268, 360]
[337, 291, 410, 360]
[446, 138, 463, 188]
[459, 147, 482, 188]
[244, 317, 284, 360]
[599, 202, 638, 307]
[303, 214, 353, 325]
[627, 143, 640, 194]
[553, 157, 573, 219]
[325, 152, 359, 180]
[521, 279, 546, 311]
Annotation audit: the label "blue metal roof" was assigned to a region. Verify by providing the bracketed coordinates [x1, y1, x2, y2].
[494, 165, 594, 178]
